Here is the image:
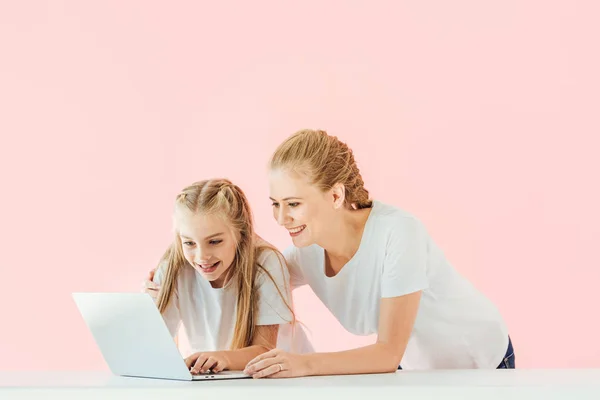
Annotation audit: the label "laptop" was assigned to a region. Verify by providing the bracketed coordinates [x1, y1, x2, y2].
[72, 292, 251, 381]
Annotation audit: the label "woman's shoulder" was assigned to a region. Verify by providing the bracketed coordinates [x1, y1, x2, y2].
[371, 200, 418, 221]
[370, 200, 426, 234]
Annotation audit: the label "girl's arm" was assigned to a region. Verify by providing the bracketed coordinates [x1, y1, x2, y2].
[186, 324, 279, 373]
[222, 324, 280, 370]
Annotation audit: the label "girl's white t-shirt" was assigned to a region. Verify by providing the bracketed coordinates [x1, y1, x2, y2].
[283, 200, 509, 369]
[153, 248, 313, 354]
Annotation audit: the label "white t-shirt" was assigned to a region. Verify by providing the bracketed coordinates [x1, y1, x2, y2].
[284, 200, 509, 369]
[153, 248, 313, 354]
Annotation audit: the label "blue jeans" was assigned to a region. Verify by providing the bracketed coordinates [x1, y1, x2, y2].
[398, 336, 515, 369]
[496, 336, 515, 369]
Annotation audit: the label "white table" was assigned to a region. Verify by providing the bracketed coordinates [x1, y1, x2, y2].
[1, 369, 599, 399]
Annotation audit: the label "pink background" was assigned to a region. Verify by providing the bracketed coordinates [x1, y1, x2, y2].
[1, 1, 599, 370]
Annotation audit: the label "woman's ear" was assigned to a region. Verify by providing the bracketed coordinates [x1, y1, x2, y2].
[331, 183, 346, 209]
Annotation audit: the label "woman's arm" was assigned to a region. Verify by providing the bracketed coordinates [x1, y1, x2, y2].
[244, 291, 421, 378]
[305, 291, 420, 375]
[145, 264, 183, 340]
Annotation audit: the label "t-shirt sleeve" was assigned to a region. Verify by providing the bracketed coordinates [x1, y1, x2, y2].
[152, 261, 182, 337]
[255, 249, 295, 326]
[282, 245, 307, 289]
[381, 217, 430, 298]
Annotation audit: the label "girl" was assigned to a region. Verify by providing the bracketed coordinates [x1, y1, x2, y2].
[143, 178, 312, 375]
[244, 129, 513, 378]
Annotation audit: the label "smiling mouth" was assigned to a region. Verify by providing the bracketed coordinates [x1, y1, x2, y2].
[287, 225, 306, 236]
[197, 261, 220, 272]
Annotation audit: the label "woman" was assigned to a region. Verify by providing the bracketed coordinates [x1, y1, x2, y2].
[244, 129, 513, 378]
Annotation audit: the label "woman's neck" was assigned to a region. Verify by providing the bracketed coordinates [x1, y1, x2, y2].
[318, 207, 372, 268]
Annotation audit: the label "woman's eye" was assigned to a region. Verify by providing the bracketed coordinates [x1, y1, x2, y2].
[288, 202, 299, 207]
[271, 202, 279, 208]
[209, 240, 223, 245]
[183, 241, 195, 247]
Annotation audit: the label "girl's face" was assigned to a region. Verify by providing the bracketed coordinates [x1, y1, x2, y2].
[268, 168, 337, 248]
[174, 209, 238, 288]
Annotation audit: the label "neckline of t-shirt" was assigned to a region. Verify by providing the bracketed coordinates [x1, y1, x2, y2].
[321, 200, 379, 280]
[193, 268, 228, 293]
[194, 247, 272, 292]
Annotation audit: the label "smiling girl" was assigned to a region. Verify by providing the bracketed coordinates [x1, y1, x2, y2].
[145, 179, 312, 375]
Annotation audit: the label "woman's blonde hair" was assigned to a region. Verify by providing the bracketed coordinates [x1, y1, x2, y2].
[156, 179, 294, 350]
[270, 129, 372, 210]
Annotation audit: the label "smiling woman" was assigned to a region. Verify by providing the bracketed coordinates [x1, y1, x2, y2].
[142, 179, 313, 375]
[244, 129, 513, 378]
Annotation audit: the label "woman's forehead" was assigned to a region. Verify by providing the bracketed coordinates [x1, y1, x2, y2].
[269, 168, 319, 197]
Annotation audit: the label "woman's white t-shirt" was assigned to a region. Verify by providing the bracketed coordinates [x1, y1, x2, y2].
[153, 248, 313, 354]
[283, 200, 509, 369]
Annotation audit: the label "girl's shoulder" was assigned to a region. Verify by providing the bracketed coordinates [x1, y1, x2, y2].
[254, 235, 286, 266]
[254, 244, 290, 286]
[256, 246, 286, 270]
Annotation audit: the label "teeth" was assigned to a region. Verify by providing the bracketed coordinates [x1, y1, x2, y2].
[288, 225, 305, 234]
[199, 261, 219, 269]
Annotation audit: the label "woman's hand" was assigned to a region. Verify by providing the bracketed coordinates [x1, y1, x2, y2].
[185, 351, 232, 374]
[244, 349, 311, 378]
[141, 268, 160, 299]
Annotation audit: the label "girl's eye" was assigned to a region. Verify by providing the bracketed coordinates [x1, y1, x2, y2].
[288, 202, 299, 207]
[183, 241, 195, 247]
[209, 240, 223, 245]
[271, 202, 279, 208]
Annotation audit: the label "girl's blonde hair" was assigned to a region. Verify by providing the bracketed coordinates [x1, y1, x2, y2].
[270, 129, 372, 210]
[156, 179, 294, 350]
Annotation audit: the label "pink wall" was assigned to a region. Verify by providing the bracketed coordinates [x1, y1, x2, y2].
[1, 1, 599, 370]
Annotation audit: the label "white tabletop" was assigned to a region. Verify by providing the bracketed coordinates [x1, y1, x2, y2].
[1, 369, 599, 399]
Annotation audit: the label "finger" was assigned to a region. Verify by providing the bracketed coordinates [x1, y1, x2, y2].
[143, 287, 160, 296]
[245, 349, 278, 369]
[192, 356, 208, 374]
[144, 280, 159, 290]
[211, 360, 224, 373]
[246, 356, 283, 375]
[144, 288, 160, 294]
[191, 354, 209, 374]
[200, 357, 218, 373]
[143, 287, 160, 298]
[184, 353, 200, 369]
[251, 363, 287, 379]
[144, 282, 161, 296]
[267, 370, 289, 379]
[141, 284, 159, 295]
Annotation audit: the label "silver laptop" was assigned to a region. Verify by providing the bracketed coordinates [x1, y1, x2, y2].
[72, 292, 250, 381]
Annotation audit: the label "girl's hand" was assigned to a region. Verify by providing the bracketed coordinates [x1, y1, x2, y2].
[185, 351, 231, 374]
[244, 349, 311, 378]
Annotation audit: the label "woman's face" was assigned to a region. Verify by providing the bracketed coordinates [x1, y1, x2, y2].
[269, 168, 338, 248]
